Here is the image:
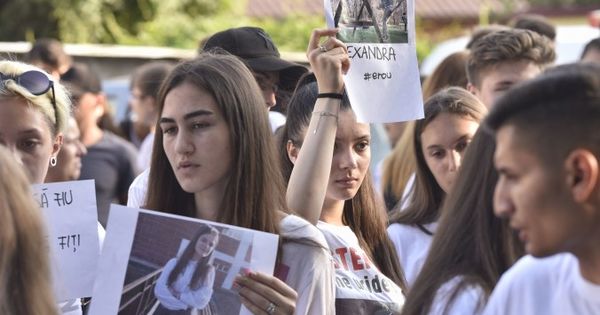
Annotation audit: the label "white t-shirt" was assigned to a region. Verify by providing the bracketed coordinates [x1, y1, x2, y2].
[387, 222, 437, 288]
[317, 221, 405, 314]
[430, 276, 485, 315]
[483, 253, 600, 315]
[127, 168, 149, 208]
[269, 111, 286, 133]
[278, 215, 335, 315]
[136, 132, 154, 171]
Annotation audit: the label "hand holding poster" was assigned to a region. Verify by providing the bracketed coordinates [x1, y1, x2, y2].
[31, 179, 100, 301]
[89, 205, 280, 315]
[324, 0, 424, 123]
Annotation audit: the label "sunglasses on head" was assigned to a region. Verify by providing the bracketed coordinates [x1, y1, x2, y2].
[0, 70, 58, 127]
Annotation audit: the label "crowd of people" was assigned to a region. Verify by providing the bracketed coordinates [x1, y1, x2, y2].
[0, 12, 599, 315]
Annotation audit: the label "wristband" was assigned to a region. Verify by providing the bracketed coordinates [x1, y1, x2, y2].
[317, 93, 343, 99]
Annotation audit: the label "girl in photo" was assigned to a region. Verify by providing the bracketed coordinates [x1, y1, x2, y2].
[154, 224, 220, 314]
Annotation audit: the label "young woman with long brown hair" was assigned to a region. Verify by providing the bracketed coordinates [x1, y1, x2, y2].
[400, 130, 523, 315]
[284, 29, 406, 314]
[143, 52, 334, 315]
[387, 87, 487, 287]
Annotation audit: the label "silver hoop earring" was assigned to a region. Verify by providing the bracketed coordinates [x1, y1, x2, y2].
[50, 156, 57, 167]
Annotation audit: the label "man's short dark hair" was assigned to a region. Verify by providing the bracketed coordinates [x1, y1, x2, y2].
[466, 29, 556, 88]
[485, 63, 600, 166]
[581, 37, 600, 60]
[511, 14, 556, 41]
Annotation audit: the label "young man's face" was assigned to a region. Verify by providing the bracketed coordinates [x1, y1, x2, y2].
[469, 60, 542, 109]
[493, 125, 588, 257]
[252, 71, 279, 110]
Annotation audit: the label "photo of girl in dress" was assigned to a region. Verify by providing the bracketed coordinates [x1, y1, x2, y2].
[153, 224, 220, 314]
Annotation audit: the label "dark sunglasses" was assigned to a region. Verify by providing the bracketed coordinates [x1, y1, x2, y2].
[0, 70, 57, 127]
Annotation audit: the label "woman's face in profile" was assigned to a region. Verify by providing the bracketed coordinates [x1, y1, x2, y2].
[0, 96, 61, 184]
[195, 232, 218, 257]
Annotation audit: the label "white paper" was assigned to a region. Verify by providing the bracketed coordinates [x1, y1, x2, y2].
[89, 205, 280, 315]
[32, 179, 100, 301]
[325, 0, 424, 123]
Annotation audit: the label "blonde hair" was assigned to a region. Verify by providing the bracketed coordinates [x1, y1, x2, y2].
[0, 60, 71, 134]
[0, 146, 57, 315]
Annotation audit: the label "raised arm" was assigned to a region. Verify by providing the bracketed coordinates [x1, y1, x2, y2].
[286, 28, 350, 225]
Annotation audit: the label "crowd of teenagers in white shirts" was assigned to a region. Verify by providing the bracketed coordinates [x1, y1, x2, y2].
[1, 14, 600, 315]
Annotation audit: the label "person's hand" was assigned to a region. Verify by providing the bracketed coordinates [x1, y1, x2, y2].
[236, 270, 297, 315]
[307, 28, 350, 94]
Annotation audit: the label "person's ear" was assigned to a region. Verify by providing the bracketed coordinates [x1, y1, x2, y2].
[467, 82, 479, 96]
[52, 133, 64, 157]
[93, 94, 107, 117]
[565, 149, 599, 203]
[286, 140, 300, 165]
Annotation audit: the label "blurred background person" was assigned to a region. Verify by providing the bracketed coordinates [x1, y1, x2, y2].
[61, 62, 139, 227]
[24, 38, 72, 81]
[129, 61, 173, 170]
[580, 37, 600, 64]
[45, 117, 87, 182]
[202, 26, 307, 133]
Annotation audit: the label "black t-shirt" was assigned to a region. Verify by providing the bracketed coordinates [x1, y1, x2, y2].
[80, 132, 138, 227]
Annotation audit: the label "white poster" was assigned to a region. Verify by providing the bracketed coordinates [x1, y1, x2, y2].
[32, 179, 100, 301]
[325, 0, 424, 123]
[89, 205, 280, 315]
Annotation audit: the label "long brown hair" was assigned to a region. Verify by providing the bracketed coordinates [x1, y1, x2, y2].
[0, 146, 57, 315]
[390, 87, 487, 228]
[168, 224, 219, 290]
[280, 73, 407, 291]
[400, 130, 524, 315]
[145, 53, 285, 235]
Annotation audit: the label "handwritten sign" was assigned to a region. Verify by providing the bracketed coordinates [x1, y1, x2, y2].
[89, 205, 279, 315]
[325, 0, 424, 123]
[32, 180, 100, 301]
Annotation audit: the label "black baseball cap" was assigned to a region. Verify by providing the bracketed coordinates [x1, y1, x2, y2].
[203, 27, 307, 90]
[60, 62, 102, 99]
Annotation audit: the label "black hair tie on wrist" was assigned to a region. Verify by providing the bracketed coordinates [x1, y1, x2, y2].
[317, 93, 343, 99]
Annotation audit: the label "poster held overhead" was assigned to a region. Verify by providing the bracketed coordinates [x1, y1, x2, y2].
[324, 0, 424, 123]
